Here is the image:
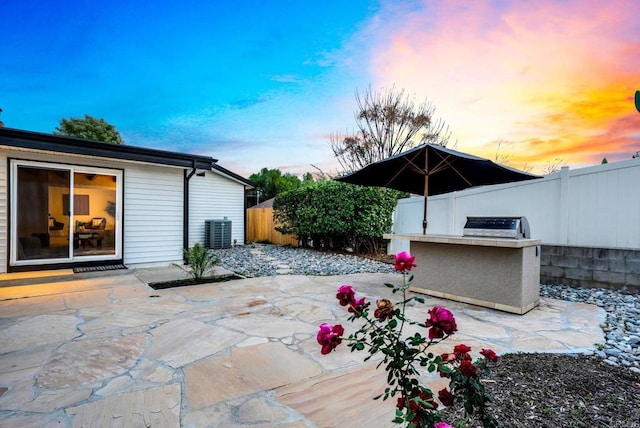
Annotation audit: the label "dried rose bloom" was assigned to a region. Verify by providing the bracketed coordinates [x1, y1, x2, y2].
[374, 298, 394, 321]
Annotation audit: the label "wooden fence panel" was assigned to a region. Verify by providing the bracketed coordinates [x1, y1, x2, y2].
[247, 207, 298, 247]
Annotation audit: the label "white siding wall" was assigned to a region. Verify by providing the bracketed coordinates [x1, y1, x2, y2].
[123, 164, 184, 265]
[0, 149, 128, 272]
[0, 153, 7, 273]
[390, 159, 640, 253]
[189, 170, 246, 248]
[0, 148, 249, 271]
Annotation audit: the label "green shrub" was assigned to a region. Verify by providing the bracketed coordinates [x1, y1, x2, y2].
[183, 243, 219, 280]
[273, 181, 399, 254]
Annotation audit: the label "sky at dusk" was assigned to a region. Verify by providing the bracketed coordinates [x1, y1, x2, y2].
[2, 0, 639, 178]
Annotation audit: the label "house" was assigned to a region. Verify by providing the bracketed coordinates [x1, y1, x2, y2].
[0, 127, 254, 273]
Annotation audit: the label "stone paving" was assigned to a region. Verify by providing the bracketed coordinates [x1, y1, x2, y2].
[0, 268, 606, 427]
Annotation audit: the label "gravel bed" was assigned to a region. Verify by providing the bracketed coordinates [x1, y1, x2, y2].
[212, 244, 639, 373]
[541, 282, 640, 373]
[211, 244, 396, 277]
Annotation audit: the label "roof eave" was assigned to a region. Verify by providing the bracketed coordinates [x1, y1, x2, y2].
[0, 127, 215, 170]
[211, 163, 255, 188]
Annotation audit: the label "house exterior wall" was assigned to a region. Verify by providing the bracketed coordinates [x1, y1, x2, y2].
[0, 152, 7, 273]
[0, 147, 186, 271]
[189, 170, 246, 248]
[0, 149, 113, 272]
[123, 164, 184, 266]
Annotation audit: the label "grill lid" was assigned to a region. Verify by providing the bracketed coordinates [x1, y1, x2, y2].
[463, 216, 530, 239]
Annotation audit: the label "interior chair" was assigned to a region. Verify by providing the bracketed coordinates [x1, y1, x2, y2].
[82, 217, 107, 231]
[48, 216, 66, 240]
[49, 217, 64, 231]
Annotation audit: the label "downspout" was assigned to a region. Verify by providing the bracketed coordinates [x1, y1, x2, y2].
[244, 186, 248, 244]
[183, 160, 197, 261]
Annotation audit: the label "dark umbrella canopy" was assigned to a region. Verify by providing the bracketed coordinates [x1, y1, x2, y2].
[335, 143, 540, 234]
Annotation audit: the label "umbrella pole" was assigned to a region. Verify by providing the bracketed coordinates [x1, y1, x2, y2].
[422, 148, 429, 235]
[422, 177, 428, 234]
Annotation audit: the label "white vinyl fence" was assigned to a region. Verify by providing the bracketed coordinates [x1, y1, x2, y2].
[388, 158, 640, 254]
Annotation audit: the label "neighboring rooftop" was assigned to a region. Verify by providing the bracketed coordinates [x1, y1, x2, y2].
[251, 198, 275, 209]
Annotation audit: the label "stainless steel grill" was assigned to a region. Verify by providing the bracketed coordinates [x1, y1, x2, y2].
[463, 216, 530, 239]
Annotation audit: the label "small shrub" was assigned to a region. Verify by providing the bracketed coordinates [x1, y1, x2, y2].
[183, 243, 219, 280]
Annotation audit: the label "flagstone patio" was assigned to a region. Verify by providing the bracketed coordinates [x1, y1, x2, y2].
[0, 268, 605, 427]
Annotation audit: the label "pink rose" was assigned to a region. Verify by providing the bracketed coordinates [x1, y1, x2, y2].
[434, 422, 454, 428]
[317, 323, 344, 355]
[336, 285, 356, 307]
[349, 296, 366, 314]
[394, 251, 417, 272]
[426, 306, 458, 339]
[440, 352, 456, 363]
[480, 348, 499, 362]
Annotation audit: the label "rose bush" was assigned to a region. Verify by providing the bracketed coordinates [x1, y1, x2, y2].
[317, 251, 500, 428]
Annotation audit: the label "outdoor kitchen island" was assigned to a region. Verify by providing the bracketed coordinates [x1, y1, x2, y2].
[384, 233, 542, 314]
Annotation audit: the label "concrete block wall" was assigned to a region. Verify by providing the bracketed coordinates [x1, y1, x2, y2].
[541, 245, 640, 293]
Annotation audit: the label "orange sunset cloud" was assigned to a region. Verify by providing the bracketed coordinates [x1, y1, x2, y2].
[367, 0, 640, 172]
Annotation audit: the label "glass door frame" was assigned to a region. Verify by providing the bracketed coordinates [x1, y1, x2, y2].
[9, 159, 123, 267]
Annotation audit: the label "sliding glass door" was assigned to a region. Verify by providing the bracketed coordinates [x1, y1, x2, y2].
[10, 160, 122, 267]
[15, 165, 71, 261]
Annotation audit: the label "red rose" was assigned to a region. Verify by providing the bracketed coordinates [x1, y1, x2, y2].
[316, 323, 344, 355]
[438, 388, 455, 406]
[426, 306, 458, 339]
[394, 251, 417, 272]
[336, 285, 356, 307]
[480, 348, 499, 362]
[453, 344, 471, 356]
[459, 360, 478, 378]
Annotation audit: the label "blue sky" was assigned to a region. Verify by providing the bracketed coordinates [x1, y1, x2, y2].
[2, 0, 639, 178]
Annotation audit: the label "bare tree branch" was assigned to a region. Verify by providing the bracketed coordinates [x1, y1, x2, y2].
[543, 158, 567, 175]
[331, 85, 451, 173]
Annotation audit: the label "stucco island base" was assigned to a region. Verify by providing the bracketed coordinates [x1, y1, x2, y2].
[385, 234, 543, 314]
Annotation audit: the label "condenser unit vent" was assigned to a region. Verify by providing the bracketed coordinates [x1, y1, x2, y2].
[204, 219, 232, 249]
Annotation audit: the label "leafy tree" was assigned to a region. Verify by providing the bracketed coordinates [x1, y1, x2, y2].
[331, 85, 451, 172]
[302, 172, 315, 185]
[54, 114, 124, 144]
[249, 168, 304, 201]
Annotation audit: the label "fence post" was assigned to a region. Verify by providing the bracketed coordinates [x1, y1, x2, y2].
[558, 166, 570, 244]
[448, 192, 456, 234]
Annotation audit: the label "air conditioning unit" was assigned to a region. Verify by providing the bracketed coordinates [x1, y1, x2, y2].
[204, 219, 232, 249]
